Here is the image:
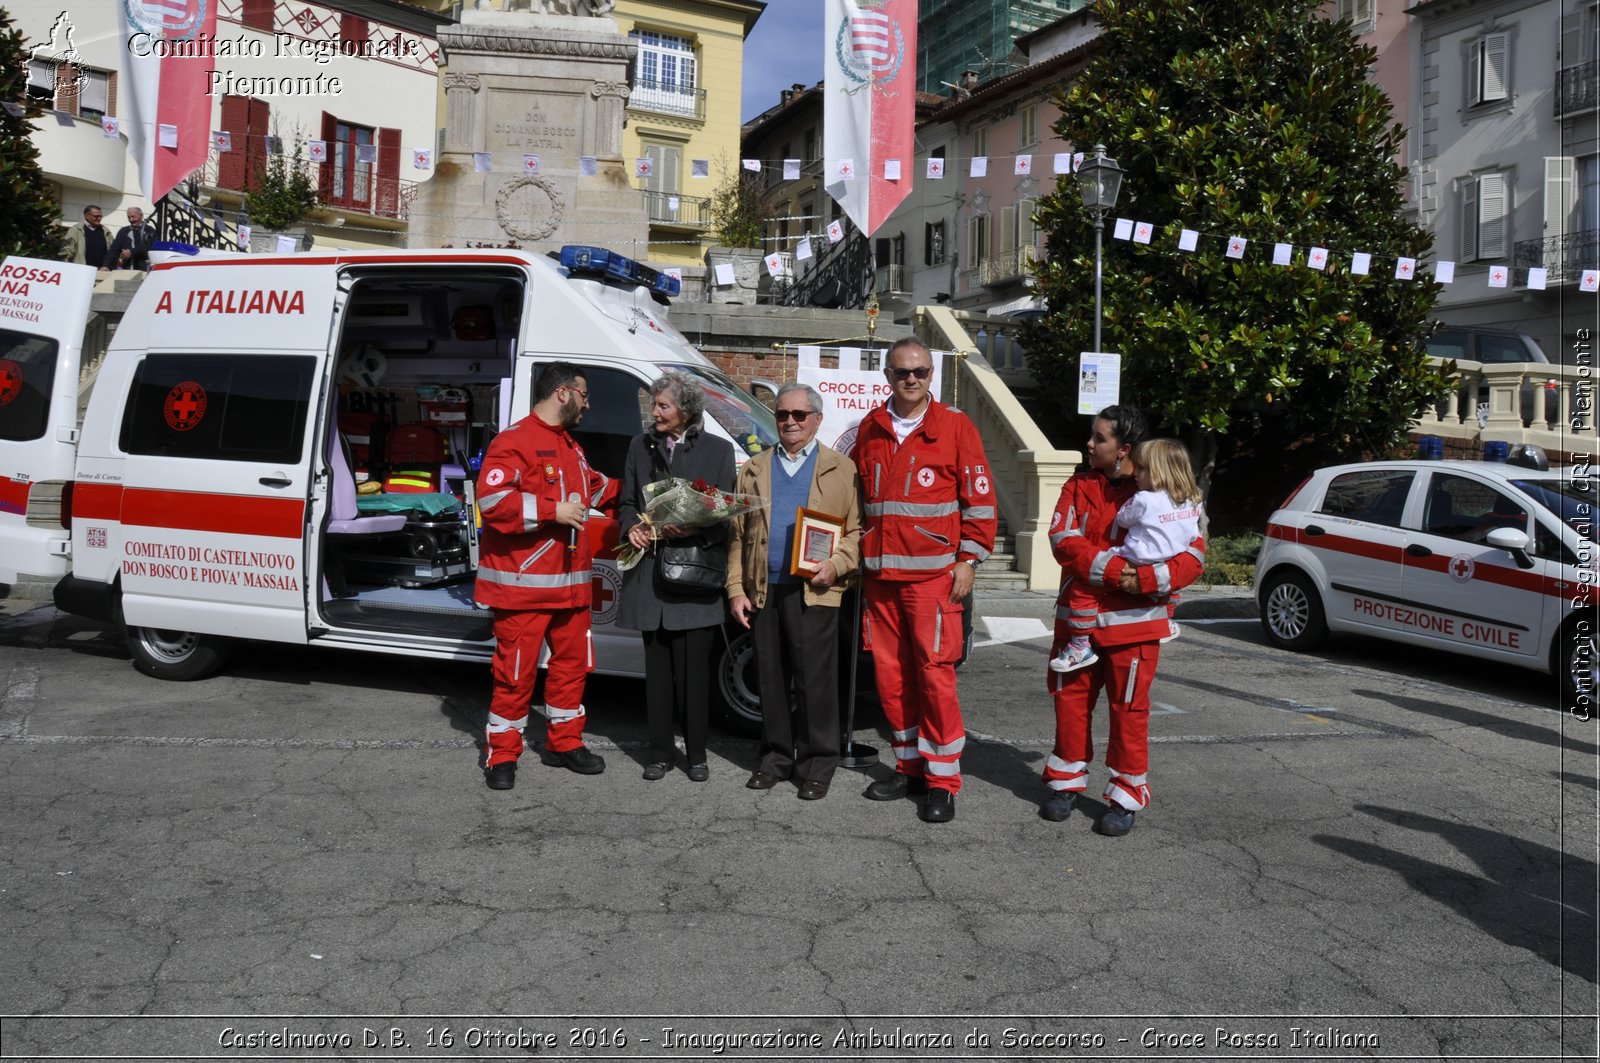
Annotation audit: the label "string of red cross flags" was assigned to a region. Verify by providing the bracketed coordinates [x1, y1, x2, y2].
[32, 107, 1586, 291]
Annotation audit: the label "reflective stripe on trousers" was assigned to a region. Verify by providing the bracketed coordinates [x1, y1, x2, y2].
[485, 606, 595, 766]
[863, 574, 967, 793]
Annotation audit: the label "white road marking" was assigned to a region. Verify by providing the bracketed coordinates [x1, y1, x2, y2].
[972, 616, 1052, 647]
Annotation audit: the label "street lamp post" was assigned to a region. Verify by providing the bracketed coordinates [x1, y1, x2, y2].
[1074, 144, 1123, 354]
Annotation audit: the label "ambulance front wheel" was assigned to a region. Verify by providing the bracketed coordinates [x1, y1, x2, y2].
[126, 626, 232, 681]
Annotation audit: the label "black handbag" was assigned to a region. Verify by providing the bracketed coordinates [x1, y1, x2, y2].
[654, 537, 725, 594]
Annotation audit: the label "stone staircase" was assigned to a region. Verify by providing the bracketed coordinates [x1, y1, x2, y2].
[974, 521, 1034, 591]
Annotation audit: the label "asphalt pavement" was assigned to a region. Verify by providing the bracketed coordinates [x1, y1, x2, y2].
[0, 579, 1594, 1061]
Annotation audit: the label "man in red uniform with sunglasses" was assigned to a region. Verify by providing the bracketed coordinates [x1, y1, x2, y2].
[853, 338, 996, 822]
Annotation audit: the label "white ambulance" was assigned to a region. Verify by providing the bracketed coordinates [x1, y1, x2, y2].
[0, 246, 780, 727]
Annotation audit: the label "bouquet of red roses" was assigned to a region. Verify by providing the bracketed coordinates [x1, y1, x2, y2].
[615, 476, 768, 570]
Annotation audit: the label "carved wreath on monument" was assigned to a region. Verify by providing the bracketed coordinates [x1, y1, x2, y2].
[496, 177, 565, 242]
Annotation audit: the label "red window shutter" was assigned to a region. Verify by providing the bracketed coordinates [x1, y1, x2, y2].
[376, 127, 400, 218]
[218, 95, 248, 190]
[105, 70, 117, 117]
[318, 111, 337, 201]
[58, 62, 78, 115]
[242, 0, 272, 32]
[341, 15, 369, 46]
[244, 97, 269, 193]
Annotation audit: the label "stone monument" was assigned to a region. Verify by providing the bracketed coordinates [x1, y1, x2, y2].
[407, 4, 647, 255]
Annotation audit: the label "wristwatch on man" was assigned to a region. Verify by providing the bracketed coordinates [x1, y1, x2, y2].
[962, 557, 981, 570]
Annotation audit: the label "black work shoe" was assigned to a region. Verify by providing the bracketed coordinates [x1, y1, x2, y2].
[864, 774, 928, 801]
[642, 761, 671, 781]
[686, 762, 710, 782]
[484, 761, 516, 790]
[919, 788, 956, 823]
[540, 745, 606, 775]
[1098, 805, 1136, 836]
[1039, 791, 1077, 822]
[746, 770, 783, 790]
[798, 779, 830, 801]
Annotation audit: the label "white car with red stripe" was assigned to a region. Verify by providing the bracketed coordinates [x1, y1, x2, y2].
[1253, 455, 1596, 709]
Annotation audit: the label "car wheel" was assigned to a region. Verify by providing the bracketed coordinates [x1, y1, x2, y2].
[125, 626, 232, 681]
[1554, 621, 1597, 714]
[713, 627, 762, 736]
[1258, 570, 1329, 651]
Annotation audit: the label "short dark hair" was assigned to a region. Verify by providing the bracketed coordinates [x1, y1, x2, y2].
[534, 361, 586, 403]
[83, 205, 102, 218]
[1097, 404, 1148, 449]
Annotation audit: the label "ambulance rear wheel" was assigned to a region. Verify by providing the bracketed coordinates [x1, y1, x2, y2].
[713, 628, 762, 737]
[1258, 569, 1328, 651]
[126, 626, 232, 681]
[1555, 620, 1597, 714]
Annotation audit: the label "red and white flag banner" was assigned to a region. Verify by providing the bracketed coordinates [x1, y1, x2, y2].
[117, 0, 217, 204]
[823, 0, 916, 237]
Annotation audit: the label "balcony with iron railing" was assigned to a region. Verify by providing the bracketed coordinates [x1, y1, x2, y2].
[1513, 229, 1600, 286]
[628, 78, 706, 121]
[198, 151, 420, 223]
[978, 244, 1041, 287]
[1555, 60, 1598, 117]
[643, 190, 710, 229]
[874, 263, 910, 294]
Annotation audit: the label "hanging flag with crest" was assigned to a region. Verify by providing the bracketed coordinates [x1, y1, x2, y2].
[117, 0, 218, 204]
[823, 0, 917, 238]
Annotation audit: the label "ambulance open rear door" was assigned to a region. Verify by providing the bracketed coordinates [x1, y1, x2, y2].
[0, 257, 97, 585]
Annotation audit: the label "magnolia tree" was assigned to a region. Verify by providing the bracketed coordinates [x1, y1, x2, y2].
[0, 10, 65, 259]
[1023, 0, 1446, 526]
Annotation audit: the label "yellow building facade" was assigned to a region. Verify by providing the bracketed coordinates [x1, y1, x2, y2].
[613, 0, 765, 268]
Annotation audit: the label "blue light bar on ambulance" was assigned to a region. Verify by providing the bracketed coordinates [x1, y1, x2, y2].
[559, 245, 681, 298]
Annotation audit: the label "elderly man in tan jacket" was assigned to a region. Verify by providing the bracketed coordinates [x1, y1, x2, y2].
[727, 383, 862, 799]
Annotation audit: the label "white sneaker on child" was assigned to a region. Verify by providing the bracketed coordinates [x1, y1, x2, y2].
[1049, 642, 1099, 673]
[1159, 622, 1180, 645]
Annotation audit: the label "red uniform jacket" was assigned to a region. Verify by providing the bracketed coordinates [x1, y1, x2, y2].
[474, 414, 619, 611]
[854, 399, 997, 581]
[1049, 468, 1206, 647]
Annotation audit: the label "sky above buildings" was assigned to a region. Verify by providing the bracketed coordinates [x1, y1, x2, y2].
[741, 2, 825, 122]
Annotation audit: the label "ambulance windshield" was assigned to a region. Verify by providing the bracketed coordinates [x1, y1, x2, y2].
[668, 364, 778, 458]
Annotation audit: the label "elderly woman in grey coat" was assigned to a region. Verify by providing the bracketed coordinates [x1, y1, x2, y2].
[618, 371, 737, 781]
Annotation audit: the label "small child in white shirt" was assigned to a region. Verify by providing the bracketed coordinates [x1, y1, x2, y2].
[1051, 438, 1203, 672]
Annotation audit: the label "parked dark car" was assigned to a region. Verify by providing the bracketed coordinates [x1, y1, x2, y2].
[1426, 326, 1554, 426]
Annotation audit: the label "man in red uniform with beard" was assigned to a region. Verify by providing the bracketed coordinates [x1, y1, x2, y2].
[854, 338, 996, 823]
[475, 362, 619, 790]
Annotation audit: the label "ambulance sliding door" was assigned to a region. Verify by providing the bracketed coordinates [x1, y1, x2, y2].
[116, 352, 319, 644]
[0, 257, 97, 584]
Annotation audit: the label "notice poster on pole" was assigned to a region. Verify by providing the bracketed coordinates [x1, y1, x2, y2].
[1077, 352, 1121, 415]
[797, 352, 947, 456]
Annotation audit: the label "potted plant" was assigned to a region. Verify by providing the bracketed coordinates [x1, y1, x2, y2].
[243, 128, 318, 252]
[705, 163, 773, 304]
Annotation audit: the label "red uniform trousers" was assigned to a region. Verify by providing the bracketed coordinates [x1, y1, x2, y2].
[1044, 638, 1159, 811]
[864, 574, 967, 794]
[485, 606, 593, 767]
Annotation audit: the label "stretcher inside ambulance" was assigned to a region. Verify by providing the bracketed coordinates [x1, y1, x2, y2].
[0, 247, 780, 722]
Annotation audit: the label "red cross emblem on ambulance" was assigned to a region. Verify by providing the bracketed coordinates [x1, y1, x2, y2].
[163, 381, 207, 432]
[1448, 554, 1475, 583]
[0, 359, 21, 406]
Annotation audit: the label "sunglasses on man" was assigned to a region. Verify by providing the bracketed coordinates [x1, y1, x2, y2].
[774, 408, 815, 422]
[888, 365, 931, 381]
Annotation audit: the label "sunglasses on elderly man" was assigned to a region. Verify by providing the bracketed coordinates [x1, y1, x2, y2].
[774, 408, 815, 422]
[888, 365, 932, 381]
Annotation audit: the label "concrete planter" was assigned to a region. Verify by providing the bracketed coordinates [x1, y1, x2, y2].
[704, 245, 763, 304]
[248, 226, 314, 254]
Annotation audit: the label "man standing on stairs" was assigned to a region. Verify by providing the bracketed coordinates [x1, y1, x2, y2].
[853, 338, 997, 823]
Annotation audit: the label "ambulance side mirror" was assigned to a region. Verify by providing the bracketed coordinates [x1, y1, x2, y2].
[1485, 527, 1535, 569]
